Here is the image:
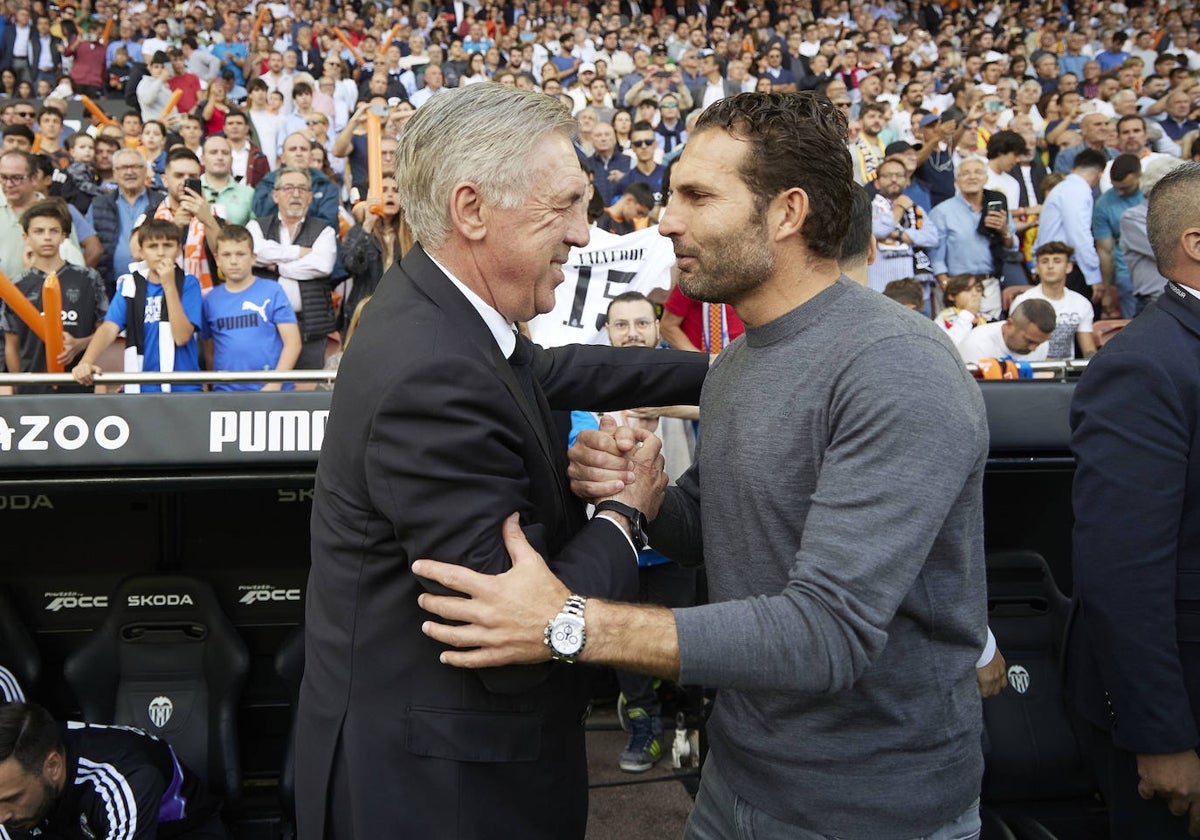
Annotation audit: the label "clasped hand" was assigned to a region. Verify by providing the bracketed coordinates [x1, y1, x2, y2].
[412, 417, 667, 668]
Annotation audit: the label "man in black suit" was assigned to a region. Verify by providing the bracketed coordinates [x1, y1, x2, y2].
[295, 84, 708, 840]
[1068, 160, 1200, 839]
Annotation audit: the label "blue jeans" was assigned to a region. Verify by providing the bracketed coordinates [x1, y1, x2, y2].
[685, 752, 981, 840]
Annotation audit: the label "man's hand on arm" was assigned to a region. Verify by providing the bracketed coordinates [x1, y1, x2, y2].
[415, 514, 682, 679]
[1136, 750, 1200, 835]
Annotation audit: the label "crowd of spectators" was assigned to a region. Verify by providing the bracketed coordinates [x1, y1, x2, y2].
[0, 0, 1197, 387]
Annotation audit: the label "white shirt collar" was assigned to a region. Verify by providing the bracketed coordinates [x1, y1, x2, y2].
[428, 253, 517, 358]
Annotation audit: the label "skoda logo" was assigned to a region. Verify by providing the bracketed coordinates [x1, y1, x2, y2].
[148, 696, 174, 728]
[1007, 665, 1031, 694]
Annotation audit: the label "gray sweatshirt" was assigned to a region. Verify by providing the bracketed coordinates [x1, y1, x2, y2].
[652, 278, 988, 839]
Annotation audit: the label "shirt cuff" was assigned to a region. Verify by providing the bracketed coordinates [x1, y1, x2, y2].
[975, 626, 998, 669]
[593, 511, 639, 561]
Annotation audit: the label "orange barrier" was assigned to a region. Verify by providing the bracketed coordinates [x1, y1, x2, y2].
[159, 89, 183, 120]
[332, 27, 363, 64]
[382, 23, 402, 48]
[81, 95, 119, 127]
[366, 111, 384, 217]
[41, 273, 65, 373]
[0, 271, 47, 343]
[100, 17, 113, 46]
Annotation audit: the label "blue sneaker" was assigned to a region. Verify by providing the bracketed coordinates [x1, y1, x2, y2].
[618, 707, 663, 773]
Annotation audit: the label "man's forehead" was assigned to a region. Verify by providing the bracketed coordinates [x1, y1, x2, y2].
[610, 300, 655, 320]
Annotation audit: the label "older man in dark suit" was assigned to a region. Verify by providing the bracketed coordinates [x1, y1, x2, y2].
[296, 85, 708, 840]
[1068, 160, 1200, 839]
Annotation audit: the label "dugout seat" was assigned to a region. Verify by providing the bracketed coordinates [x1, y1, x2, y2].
[0, 587, 39, 702]
[982, 551, 1106, 839]
[274, 626, 305, 839]
[63, 575, 250, 803]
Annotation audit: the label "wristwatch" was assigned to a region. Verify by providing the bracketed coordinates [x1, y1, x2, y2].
[593, 500, 650, 550]
[544, 594, 588, 663]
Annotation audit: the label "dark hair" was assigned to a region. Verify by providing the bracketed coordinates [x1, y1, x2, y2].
[121, 110, 142, 124]
[0, 702, 62, 773]
[248, 79, 269, 94]
[882, 278, 924, 308]
[624, 180, 655, 209]
[1073, 148, 1108, 172]
[1034, 240, 1076, 259]
[1010, 298, 1056, 333]
[986, 129, 1027, 159]
[1116, 113, 1146, 134]
[94, 135, 121, 151]
[631, 120, 655, 134]
[151, 50, 169, 66]
[694, 92, 852, 259]
[165, 147, 200, 169]
[35, 106, 63, 122]
[606, 290, 655, 317]
[216, 223, 254, 247]
[3, 124, 35, 143]
[19, 197, 72, 235]
[860, 101, 887, 117]
[839, 183, 873, 269]
[1147, 161, 1200, 276]
[292, 81, 313, 97]
[223, 111, 247, 125]
[944, 273, 984, 300]
[1110, 153, 1142, 182]
[137, 218, 182, 245]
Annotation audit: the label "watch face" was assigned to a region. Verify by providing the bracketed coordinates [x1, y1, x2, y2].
[550, 615, 585, 656]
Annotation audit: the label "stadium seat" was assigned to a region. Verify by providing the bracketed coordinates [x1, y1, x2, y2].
[274, 626, 305, 840]
[63, 575, 250, 803]
[982, 551, 1106, 839]
[0, 587, 39, 702]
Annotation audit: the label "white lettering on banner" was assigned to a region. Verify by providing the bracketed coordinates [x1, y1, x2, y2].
[127, 594, 195, 607]
[237, 585, 302, 605]
[527, 226, 679, 348]
[0, 415, 130, 452]
[45, 593, 109, 612]
[0, 494, 53, 510]
[209, 410, 329, 453]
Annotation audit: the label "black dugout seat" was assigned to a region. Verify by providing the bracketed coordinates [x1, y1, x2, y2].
[274, 627, 305, 839]
[982, 551, 1106, 838]
[0, 588, 39, 702]
[63, 575, 250, 803]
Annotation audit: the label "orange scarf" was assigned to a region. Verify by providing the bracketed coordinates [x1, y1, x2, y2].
[154, 201, 213, 291]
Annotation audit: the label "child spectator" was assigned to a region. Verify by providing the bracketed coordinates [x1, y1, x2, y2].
[56, 133, 108, 213]
[72, 218, 203, 393]
[882, 278, 925, 310]
[201, 224, 300, 391]
[0, 199, 107, 393]
[935, 274, 988, 345]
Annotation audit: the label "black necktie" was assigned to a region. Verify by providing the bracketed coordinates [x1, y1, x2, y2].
[507, 335, 553, 437]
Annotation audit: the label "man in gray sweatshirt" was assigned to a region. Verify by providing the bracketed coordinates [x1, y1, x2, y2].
[415, 92, 990, 840]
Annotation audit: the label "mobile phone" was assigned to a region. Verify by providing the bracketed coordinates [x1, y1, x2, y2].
[986, 199, 1005, 215]
[184, 177, 202, 195]
[370, 104, 389, 118]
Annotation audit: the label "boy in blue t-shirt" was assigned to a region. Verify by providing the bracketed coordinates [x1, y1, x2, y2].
[201, 224, 300, 391]
[72, 218, 204, 393]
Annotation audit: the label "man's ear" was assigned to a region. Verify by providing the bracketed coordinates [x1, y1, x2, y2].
[448, 181, 487, 241]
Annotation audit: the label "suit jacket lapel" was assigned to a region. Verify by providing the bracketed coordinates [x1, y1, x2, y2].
[397, 245, 560, 468]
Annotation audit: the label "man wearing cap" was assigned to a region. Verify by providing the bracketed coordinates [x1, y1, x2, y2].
[885, 139, 932, 211]
[690, 50, 740, 110]
[567, 63, 601, 112]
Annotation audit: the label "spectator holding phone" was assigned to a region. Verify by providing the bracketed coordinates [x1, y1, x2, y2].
[150, 148, 222, 293]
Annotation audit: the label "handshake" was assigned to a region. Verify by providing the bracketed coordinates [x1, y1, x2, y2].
[569, 414, 669, 520]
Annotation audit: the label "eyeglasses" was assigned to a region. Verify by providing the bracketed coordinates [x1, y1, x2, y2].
[114, 164, 145, 172]
[307, 119, 326, 126]
[275, 184, 311, 194]
[660, 101, 678, 107]
[834, 101, 852, 108]
[14, 111, 34, 118]
[631, 138, 656, 147]
[0, 173, 26, 183]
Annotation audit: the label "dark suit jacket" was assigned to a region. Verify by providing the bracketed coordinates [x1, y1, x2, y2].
[297, 245, 708, 839]
[688, 78, 741, 107]
[1067, 282, 1200, 755]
